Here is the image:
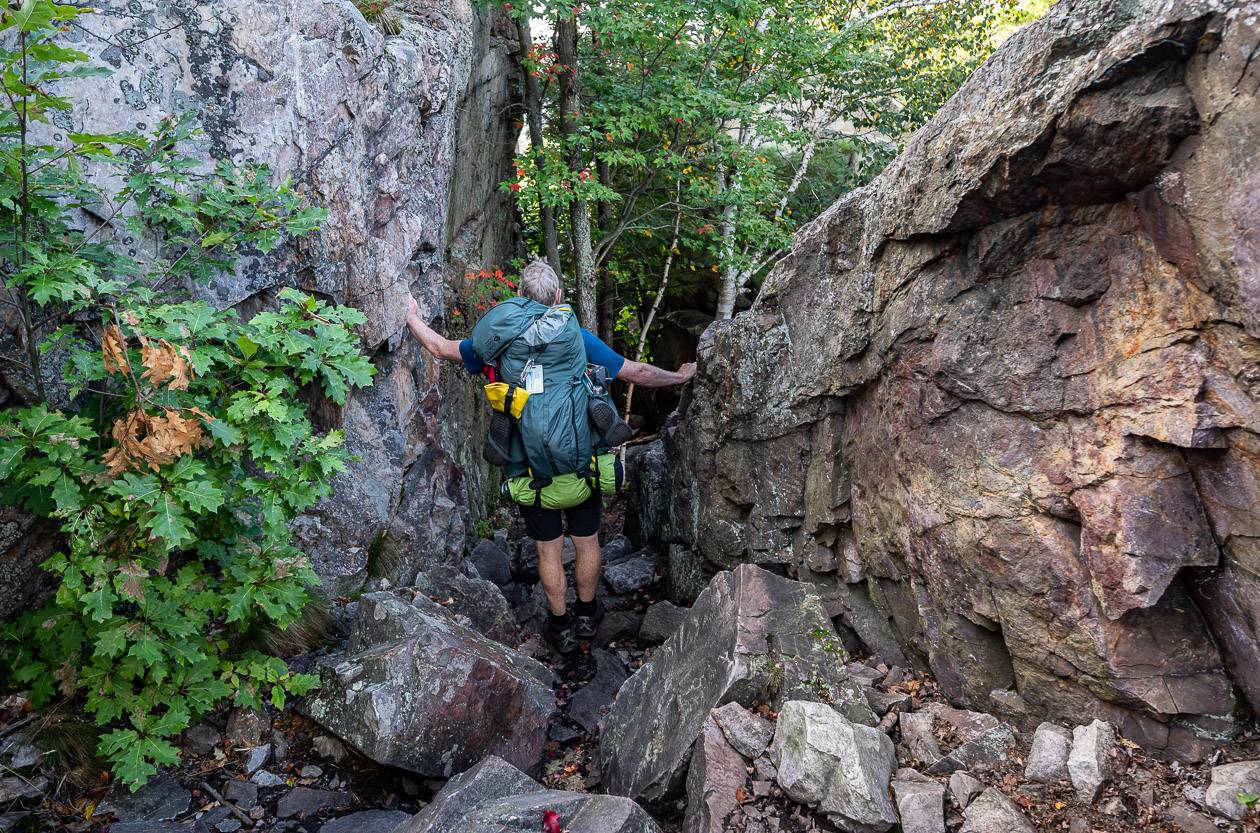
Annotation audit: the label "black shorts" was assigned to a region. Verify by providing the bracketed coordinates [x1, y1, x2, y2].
[518, 489, 603, 541]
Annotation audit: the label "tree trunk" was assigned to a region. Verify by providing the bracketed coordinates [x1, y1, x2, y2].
[596, 158, 616, 341]
[555, 15, 597, 328]
[515, 13, 561, 273]
[624, 198, 683, 419]
[714, 163, 741, 320]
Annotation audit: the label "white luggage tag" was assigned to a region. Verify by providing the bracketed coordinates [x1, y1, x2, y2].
[522, 359, 544, 395]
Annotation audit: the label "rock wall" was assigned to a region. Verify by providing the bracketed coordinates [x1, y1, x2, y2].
[651, 0, 1260, 761]
[0, 0, 519, 592]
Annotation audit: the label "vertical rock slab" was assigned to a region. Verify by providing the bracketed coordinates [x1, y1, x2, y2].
[683, 717, 748, 833]
[600, 564, 875, 802]
[1, 0, 521, 592]
[300, 593, 556, 777]
[650, 0, 1259, 760]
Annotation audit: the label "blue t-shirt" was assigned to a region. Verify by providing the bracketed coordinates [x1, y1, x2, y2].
[459, 329, 626, 379]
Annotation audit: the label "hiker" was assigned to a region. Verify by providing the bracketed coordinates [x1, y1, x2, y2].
[404, 260, 695, 653]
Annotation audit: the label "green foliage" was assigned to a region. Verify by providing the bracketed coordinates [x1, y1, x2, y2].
[505, 0, 1037, 336]
[0, 1, 374, 790]
[1240, 791, 1260, 809]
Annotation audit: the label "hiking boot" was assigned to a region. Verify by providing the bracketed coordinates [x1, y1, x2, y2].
[545, 614, 580, 655]
[588, 398, 634, 446]
[573, 598, 604, 642]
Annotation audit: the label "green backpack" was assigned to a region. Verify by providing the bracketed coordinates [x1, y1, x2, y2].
[470, 297, 598, 483]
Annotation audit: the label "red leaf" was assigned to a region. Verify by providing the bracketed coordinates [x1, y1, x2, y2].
[542, 809, 562, 833]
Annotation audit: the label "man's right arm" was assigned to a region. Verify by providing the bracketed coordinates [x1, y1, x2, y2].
[406, 295, 463, 362]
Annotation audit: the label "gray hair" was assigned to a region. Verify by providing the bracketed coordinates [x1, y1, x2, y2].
[519, 259, 562, 305]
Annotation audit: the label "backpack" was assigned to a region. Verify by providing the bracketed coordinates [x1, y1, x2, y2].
[470, 297, 597, 482]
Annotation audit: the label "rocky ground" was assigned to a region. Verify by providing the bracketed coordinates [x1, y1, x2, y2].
[2, 502, 1260, 833]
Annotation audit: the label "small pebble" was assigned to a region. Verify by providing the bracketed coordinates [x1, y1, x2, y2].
[300, 765, 323, 779]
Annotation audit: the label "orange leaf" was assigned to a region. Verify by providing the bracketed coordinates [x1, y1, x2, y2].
[735, 786, 747, 803]
[101, 408, 205, 475]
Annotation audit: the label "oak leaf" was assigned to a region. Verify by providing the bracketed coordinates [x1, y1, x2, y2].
[140, 338, 193, 390]
[102, 324, 130, 375]
[102, 409, 205, 475]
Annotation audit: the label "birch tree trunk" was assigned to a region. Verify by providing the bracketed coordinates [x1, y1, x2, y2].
[515, 13, 560, 273]
[556, 15, 597, 329]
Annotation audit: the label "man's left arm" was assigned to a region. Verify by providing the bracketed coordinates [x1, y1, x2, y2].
[617, 359, 696, 388]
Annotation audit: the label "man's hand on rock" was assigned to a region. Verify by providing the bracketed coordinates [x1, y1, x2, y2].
[677, 362, 697, 384]
[407, 292, 420, 322]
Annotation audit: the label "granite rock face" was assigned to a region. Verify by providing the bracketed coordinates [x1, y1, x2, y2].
[0, 0, 520, 595]
[648, 0, 1260, 760]
[299, 592, 556, 777]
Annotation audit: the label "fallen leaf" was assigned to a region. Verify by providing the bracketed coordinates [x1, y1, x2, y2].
[542, 809, 562, 833]
[735, 786, 747, 802]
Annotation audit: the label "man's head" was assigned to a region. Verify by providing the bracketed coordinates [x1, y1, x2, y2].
[519, 259, 563, 306]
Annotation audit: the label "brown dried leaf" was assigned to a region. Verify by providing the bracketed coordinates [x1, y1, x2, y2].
[117, 560, 147, 600]
[101, 408, 205, 475]
[102, 324, 130, 375]
[140, 338, 193, 390]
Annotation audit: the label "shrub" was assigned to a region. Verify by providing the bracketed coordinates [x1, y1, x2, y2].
[0, 0, 374, 788]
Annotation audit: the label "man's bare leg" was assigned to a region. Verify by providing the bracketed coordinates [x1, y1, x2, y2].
[572, 534, 601, 604]
[536, 536, 568, 615]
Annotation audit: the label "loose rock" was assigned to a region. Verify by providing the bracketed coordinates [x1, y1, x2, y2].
[959, 788, 1036, 833]
[1024, 722, 1072, 783]
[224, 709, 267, 748]
[567, 650, 630, 734]
[948, 771, 984, 809]
[393, 755, 661, 833]
[318, 809, 411, 833]
[1067, 719, 1116, 803]
[711, 702, 775, 759]
[1205, 760, 1260, 820]
[276, 787, 351, 819]
[770, 700, 898, 833]
[412, 565, 519, 646]
[899, 712, 943, 766]
[469, 539, 513, 587]
[600, 565, 874, 802]
[604, 552, 661, 594]
[638, 600, 688, 644]
[892, 768, 946, 833]
[301, 593, 556, 777]
[222, 780, 257, 810]
[105, 774, 191, 823]
[922, 704, 1016, 774]
[242, 744, 270, 776]
[182, 724, 221, 757]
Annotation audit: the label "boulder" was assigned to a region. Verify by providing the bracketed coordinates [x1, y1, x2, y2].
[892, 769, 946, 833]
[1024, 722, 1072, 783]
[1068, 720, 1116, 803]
[960, 788, 1036, 833]
[770, 700, 898, 833]
[638, 601, 688, 644]
[300, 593, 556, 777]
[1205, 760, 1260, 820]
[649, 0, 1258, 761]
[411, 565, 519, 646]
[393, 755, 661, 833]
[711, 703, 774, 759]
[469, 539, 513, 588]
[683, 717, 748, 833]
[600, 565, 875, 801]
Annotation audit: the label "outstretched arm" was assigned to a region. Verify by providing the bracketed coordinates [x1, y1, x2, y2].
[616, 359, 697, 388]
[406, 295, 463, 362]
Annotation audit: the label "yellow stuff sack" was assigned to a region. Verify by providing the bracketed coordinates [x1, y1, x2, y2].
[484, 382, 529, 418]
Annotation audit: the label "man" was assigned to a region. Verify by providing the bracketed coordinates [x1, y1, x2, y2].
[405, 260, 695, 653]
